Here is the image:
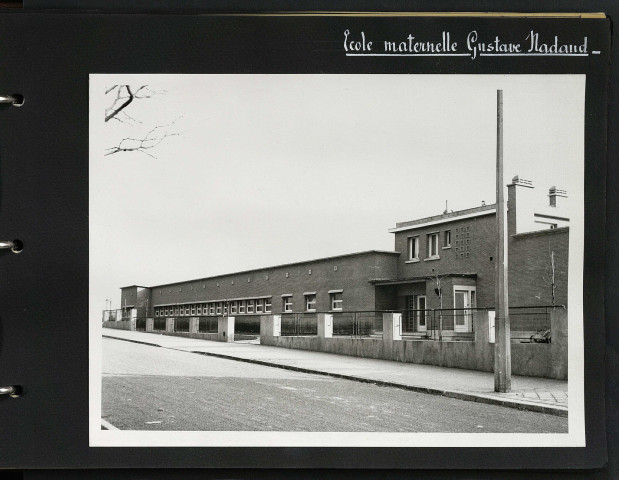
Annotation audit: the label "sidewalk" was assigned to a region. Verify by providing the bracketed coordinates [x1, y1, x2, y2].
[102, 329, 568, 417]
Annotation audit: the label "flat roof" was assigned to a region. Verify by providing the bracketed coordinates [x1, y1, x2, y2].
[147, 250, 400, 290]
[390, 204, 497, 233]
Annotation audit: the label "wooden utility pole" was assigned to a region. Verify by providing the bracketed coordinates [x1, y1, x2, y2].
[494, 89, 512, 392]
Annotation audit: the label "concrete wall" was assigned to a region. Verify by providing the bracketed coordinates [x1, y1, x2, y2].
[102, 320, 132, 331]
[260, 310, 567, 379]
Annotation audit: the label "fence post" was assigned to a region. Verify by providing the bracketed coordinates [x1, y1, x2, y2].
[260, 315, 280, 338]
[165, 317, 175, 333]
[146, 318, 154, 332]
[218, 316, 235, 342]
[189, 317, 199, 334]
[382, 312, 402, 360]
[550, 308, 568, 379]
[318, 313, 333, 339]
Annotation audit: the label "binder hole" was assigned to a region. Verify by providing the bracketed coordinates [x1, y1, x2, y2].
[11, 94, 24, 107]
[9, 385, 23, 398]
[11, 239, 23, 253]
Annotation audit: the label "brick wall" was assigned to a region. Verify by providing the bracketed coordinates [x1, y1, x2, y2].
[393, 213, 496, 308]
[508, 228, 569, 307]
[147, 251, 399, 314]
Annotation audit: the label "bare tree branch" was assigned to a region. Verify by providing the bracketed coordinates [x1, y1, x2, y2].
[104, 117, 183, 158]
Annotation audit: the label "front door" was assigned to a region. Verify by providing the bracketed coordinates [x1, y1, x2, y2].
[454, 289, 474, 332]
[417, 295, 427, 332]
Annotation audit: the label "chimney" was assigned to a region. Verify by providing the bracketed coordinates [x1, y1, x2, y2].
[548, 186, 567, 207]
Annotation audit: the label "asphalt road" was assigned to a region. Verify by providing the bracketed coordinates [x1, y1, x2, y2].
[102, 337, 568, 432]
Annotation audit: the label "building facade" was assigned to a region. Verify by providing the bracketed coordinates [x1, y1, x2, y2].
[112, 176, 569, 336]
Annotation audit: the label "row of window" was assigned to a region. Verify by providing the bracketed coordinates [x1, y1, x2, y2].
[407, 230, 452, 261]
[154, 292, 344, 317]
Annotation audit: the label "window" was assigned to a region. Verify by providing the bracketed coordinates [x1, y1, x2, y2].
[427, 233, 439, 258]
[305, 294, 316, 311]
[444, 230, 451, 248]
[239, 300, 245, 314]
[230, 301, 237, 314]
[191, 304, 196, 315]
[197, 305, 202, 315]
[330, 292, 343, 311]
[209, 304, 215, 315]
[223, 303, 228, 315]
[164, 307, 169, 316]
[408, 236, 419, 260]
[247, 299, 254, 314]
[216, 303, 222, 315]
[185, 305, 190, 315]
[265, 298, 272, 313]
[256, 299, 264, 313]
[174, 306, 179, 316]
[283, 296, 293, 313]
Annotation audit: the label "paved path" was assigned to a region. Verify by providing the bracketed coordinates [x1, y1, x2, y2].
[101, 329, 568, 416]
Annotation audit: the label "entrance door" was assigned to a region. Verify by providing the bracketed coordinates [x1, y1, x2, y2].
[416, 296, 427, 332]
[454, 289, 474, 332]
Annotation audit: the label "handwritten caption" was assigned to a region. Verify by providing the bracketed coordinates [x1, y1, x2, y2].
[343, 30, 591, 59]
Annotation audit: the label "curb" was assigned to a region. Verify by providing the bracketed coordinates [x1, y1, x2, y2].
[104, 334, 568, 418]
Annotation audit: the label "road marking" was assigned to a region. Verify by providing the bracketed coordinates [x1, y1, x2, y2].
[101, 418, 119, 430]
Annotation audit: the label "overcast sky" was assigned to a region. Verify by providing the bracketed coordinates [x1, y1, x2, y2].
[89, 74, 585, 318]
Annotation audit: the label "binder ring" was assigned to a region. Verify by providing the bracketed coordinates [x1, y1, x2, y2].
[0, 385, 22, 398]
[0, 240, 23, 253]
[0, 94, 24, 107]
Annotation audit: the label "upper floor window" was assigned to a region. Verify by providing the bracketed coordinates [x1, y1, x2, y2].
[230, 301, 237, 315]
[265, 298, 272, 313]
[239, 300, 246, 314]
[247, 299, 255, 314]
[444, 230, 451, 248]
[256, 299, 264, 314]
[427, 233, 439, 258]
[408, 236, 419, 261]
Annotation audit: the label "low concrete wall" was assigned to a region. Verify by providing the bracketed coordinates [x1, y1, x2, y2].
[102, 320, 132, 331]
[139, 316, 235, 342]
[260, 310, 568, 379]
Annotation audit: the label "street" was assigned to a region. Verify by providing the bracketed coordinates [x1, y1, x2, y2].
[102, 337, 568, 432]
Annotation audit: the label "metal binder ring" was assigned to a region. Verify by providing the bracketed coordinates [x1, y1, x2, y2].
[0, 240, 22, 253]
[0, 385, 22, 398]
[0, 94, 24, 107]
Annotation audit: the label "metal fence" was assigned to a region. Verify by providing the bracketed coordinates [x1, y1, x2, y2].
[174, 317, 190, 333]
[509, 305, 561, 341]
[281, 313, 318, 336]
[402, 308, 485, 341]
[153, 317, 166, 331]
[332, 311, 383, 337]
[135, 317, 147, 331]
[198, 316, 218, 333]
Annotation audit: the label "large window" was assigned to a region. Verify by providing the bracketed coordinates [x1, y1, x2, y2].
[427, 233, 439, 258]
[230, 301, 237, 314]
[282, 295, 293, 313]
[408, 236, 419, 261]
[305, 293, 316, 312]
[256, 299, 264, 313]
[247, 299, 254, 314]
[265, 298, 272, 313]
[209, 304, 215, 315]
[330, 291, 343, 311]
[239, 300, 245, 314]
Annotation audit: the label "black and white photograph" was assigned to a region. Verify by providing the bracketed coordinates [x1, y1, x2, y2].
[89, 73, 584, 447]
